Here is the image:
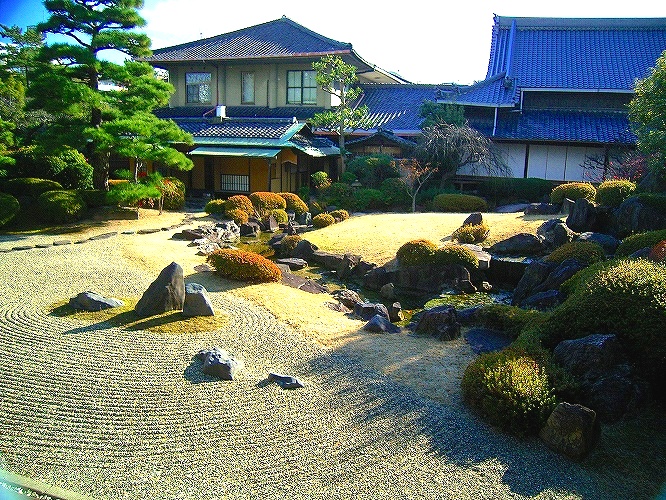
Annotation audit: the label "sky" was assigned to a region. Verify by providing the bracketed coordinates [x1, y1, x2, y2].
[1, 0, 665, 85]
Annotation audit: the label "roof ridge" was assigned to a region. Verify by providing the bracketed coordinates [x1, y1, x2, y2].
[278, 16, 352, 49]
[495, 16, 666, 30]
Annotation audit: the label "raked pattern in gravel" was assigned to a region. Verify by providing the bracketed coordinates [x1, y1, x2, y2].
[0, 238, 617, 499]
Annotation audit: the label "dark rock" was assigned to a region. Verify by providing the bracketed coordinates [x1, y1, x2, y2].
[615, 195, 666, 238]
[628, 247, 651, 259]
[268, 372, 304, 389]
[326, 301, 352, 313]
[459, 243, 491, 270]
[456, 306, 482, 325]
[137, 228, 161, 234]
[52, 240, 71, 246]
[363, 266, 395, 291]
[394, 264, 474, 294]
[197, 348, 242, 381]
[12, 245, 34, 251]
[412, 305, 460, 341]
[69, 291, 124, 311]
[380, 283, 395, 300]
[576, 232, 619, 255]
[537, 219, 577, 250]
[553, 334, 625, 379]
[533, 258, 586, 294]
[363, 314, 401, 334]
[494, 203, 530, 213]
[285, 220, 298, 235]
[291, 239, 318, 259]
[240, 221, 260, 237]
[520, 289, 565, 310]
[331, 289, 364, 309]
[275, 258, 308, 271]
[135, 262, 185, 318]
[353, 259, 378, 278]
[262, 214, 279, 232]
[88, 231, 117, 241]
[298, 212, 312, 226]
[566, 198, 597, 232]
[276, 263, 292, 275]
[511, 260, 557, 305]
[486, 256, 531, 287]
[182, 283, 214, 317]
[488, 233, 546, 256]
[280, 274, 327, 294]
[464, 328, 512, 354]
[311, 251, 346, 270]
[389, 302, 404, 323]
[462, 212, 483, 226]
[354, 302, 390, 322]
[337, 253, 362, 279]
[539, 403, 600, 461]
[560, 198, 576, 215]
[524, 202, 561, 215]
[267, 232, 287, 250]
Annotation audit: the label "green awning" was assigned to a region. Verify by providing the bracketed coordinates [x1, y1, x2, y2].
[190, 146, 281, 158]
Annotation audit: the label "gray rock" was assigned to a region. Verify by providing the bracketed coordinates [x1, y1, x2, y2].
[567, 198, 597, 232]
[311, 251, 346, 271]
[337, 253, 361, 279]
[69, 291, 124, 311]
[363, 266, 395, 291]
[464, 328, 512, 354]
[135, 262, 185, 318]
[511, 260, 557, 305]
[524, 203, 560, 215]
[267, 232, 287, 250]
[298, 212, 312, 226]
[354, 302, 390, 322]
[533, 258, 586, 294]
[291, 239, 318, 259]
[331, 289, 364, 309]
[412, 305, 460, 341]
[197, 348, 243, 380]
[615, 195, 666, 238]
[539, 403, 600, 461]
[275, 258, 308, 270]
[520, 289, 565, 310]
[262, 214, 279, 232]
[268, 372, 304, 389]
[276, 263, 292, 275]
[380, 283, 395, 300]
[494, 203, 530, 213]
[460, 243, 491, 270]
[280, 274, 328, 294]
[240, 221, 260, 237]
[363, 314, 401, 334]
[576, 232, 620, 255]
[553, 334, 625, 379]
[485, 256, 531, 287]
[560, 197, 576, 215]
[182, 283, 214, 317]
[537, 219, 577, 250]
[628, 246, 651, 259]
[489, 233, 546, 256]
[326, 301, 352, 313]
[389, 302, 404, 323]
[462, 212, 483, 226]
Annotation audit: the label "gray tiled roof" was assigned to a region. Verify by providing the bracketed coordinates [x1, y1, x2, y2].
[144, 16, 351, 63]
[357, 84, 439, 132]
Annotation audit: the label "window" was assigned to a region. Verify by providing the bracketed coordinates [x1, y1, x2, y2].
[220, 174, 249, 193]
[186, 72, 211, 103]
[287, 70, 317, 105]
[241, 72, 255, 104]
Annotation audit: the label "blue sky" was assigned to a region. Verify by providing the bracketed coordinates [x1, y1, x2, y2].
[2, 0, 665, 85]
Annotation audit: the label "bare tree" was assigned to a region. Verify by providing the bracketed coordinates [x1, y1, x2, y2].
[398, 158, 437, 213]
[581, 147, 646, 182]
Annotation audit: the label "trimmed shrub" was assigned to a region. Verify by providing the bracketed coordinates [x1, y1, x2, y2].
[616, 229, 666, 257]
[548, 258, 666, 387]
[544, 241, 606, 265]
[312, 213, 335, 228]
[281, 234, 302, 256]
[205, 199, 227, 214]
[324, 182, 354, 209]
[311, 171, 331, 191]
[226, 208, 249, 225]
[36, 190, 87, 223]
[379, 177, 410, 208]
[160, 177, 185, 210]
[10, 146, 92, 190]
[452, 222, 489, 243]
[478, 177, 553, 204]
[225, 194, 254, 215]
[462, 348, 556, 436]
[477, 304, 547, 339]
[278, 192, 308, 216]
[549, 182, 596, 204]
[396, 239, 438, 266]
[352, 188, 385, 211]
[207, 249, 282, 283]
[4, 177, 64, 198]
[347, 154, 400, 188]
[78, 189, 109, 208]
[595, 179, 636, 207]
[340, 171, 357, 184]
[268, 208, 289, 225]
[329, 209, 349, 222]
[0, 192, 20, 227]
[432, 193, 488, 213]
[250, 191, 286, 215]
[649, 240, 666, 263]
[433, 244, 479, 270]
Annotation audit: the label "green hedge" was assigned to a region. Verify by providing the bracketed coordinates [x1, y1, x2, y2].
[549, 182, 596, 204]
[77, 189, 109, 208]
[595, 179, 636, 207]
[204, 199, 226, 214]
[432, 193, 488, 213]
[36, 190, 87, 223]
[616, 229, 666, 257]
[478, 177, 553, 204]
[0, 192, 20, 227]
[434, 244, 479, 270]
[4, 177, 64, 198]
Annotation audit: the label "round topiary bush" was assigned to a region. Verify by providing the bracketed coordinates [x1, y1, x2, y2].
[225, 194, 254, 215]
[250, 191, 287, 214]
[548, 258, 666, 387]
[461, 348, 556, 436]
[433, 244, 479, 270]
[204, 199, 226, 214]
[207, 249, 282, 283]
[549, 182, 596, 204]
[311, 170, 331, 191]
[4, 177, 64, 198]
[432, 193, 488, 213]
[226, 208, 249, 225]
[0, 192, 20, 227]
[595, 179, 636, 207]
[396, 239, 438, 266]
[379, 177, 410, 207]
[452, 222, 489, 243]
[312, 213, 335, 228]
[649, 240, 666, 263]
[268, 208, 289, 225]
[616, 229, 666, 257]
[281, 234, 302, 256]
[278, 192, 309, 216]
[36, 190, 87, 223]
[544, 241, 606, 265]
[329, 209, 349, 222]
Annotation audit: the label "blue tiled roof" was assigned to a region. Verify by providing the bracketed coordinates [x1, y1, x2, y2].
[436, 74, 518, 106]
[346, 129, 417, 148]
[154, 106, 214, 119]
[173, 118, 303, 141]
[488, 16, 666, 90]
[357, 84, 438, 132]
[144, 16, 351, 63]
[224, 106, 325, 120]
[489, 110, 635, 144]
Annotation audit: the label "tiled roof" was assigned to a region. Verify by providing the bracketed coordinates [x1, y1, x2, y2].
[346, 129, 417, 148]
[173, 118, 303, 141]
[224, 106, 325, 120]
[153, 106, 215, 119]
[357, 84, 439, 133]
[144, 16, 351, 63]
[436, 73, 518, 107]
[488, 16, 666, 90]
[490, 109, 635, 144]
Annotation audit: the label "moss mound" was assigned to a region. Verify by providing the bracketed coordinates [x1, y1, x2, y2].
[452, 222, 489, 243]
[207, 249, 282, 283]
[545, 241, 606, 265]
[434, 244, 479, 270]
[312, 213, 335, 228]
[616, 229, 666, 257]
[396, 239, 438, 266]
[37, 190, 87, 223]
[595, 179, 636, 207]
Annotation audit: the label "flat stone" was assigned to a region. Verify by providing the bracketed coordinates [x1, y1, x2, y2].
[137, 228, 161, 234]
[268, 372, 304, 389]
[12, 245, 34, 251]
[182, 283, 214, 317]
[464, 328, 512, 354]
[494, 203, 530, 213]
[88, 232, 117, 241]
[35, 243, 51, 248]
[69, 291, 124, 311]
[53, 240, 72, 246]
[121, 230, 135, 235]
[275, 258, 308, 270]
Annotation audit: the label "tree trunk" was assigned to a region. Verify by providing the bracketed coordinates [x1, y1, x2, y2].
[338, 123, 346, 177]
[91, 149, 110, 191]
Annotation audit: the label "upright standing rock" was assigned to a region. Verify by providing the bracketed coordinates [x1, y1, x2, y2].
[183, 283, 214, 317]
[135, 262, 185, 318]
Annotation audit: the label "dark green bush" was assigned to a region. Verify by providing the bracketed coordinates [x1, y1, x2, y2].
[111, 168, 133, 180]
[106, 182, 160, 207]
[278, 192, 309, 216]
[635, 193, 666, 213]
[595, 179, 636, 207]
[339, 171, 357, 184]
[36, 190, 87, 223]
[462, 348, 556, 436]
[550, 182, 596, 204]
[547, 258, 666, 387]
[379, 177, 410, 208]
[477, 304, 547, 339]
[0, 192, 20, 227]
[353, 188, 386, 211]
[432, 193, 488, 212]
[78, 189, 109, 208]
[433, 244, 479, 270]
[616, 229, 666, 257]
[207, 249, 282, 283]
[4, 177, 64, 198]
[311, 171, 331, 191]
[452, 222, 489, 243]
[396, 239, 438, 266]
[10, 147, 92, 190]
[204, 199, 226, 214]
[323, 182, 354, 209]
[312, 213, 335, 228]
[478, 177, 553, 204]
[347, 154, 400, 188]
[544, 241, 606, 265]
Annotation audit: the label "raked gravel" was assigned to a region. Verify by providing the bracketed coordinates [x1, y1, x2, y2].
[0, 228, 630, 499]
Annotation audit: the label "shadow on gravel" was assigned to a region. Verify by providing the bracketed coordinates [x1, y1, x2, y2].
[301, 349, 666, 499]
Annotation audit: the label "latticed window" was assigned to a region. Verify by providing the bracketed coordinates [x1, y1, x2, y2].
[242, 72, 255, 104]
[220, 174, 249, 193]
[186, 72, 211, 103]
[287, 70, 317, 105]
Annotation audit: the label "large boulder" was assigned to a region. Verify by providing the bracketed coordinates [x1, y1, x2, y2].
[532, 258, 586, 295]
[488, 233, 546, 256]
[614, 196, 666, 238]
[539, 403, 600, 461]
[537, 219, 577, 250]
[337, 253, 362, 279]
[363, 314, 401, 334]
[135, 262, 185, 318]
[411, 305, 460, 341]
[182, 283, 214, 317]
[331, 289, 364, 309]
[354, 302, 390, 322]
[363, 266, 395, 291]
[524, 203, 560, 215]
[197, 348, 243, 380]
[520, 289, 565, 310]
[485, 256, 531, 287]
[511, 260, 557, 305]
[566, 198, 597, 233]
[275, 258, 308, 271]
[310, 251, 346, 270]
[291, 239, 318, 259]
[69, 291, 124, 311]
[576, 232, 619, 255]
[239, 221, 261, 237]
[459, 243, 491, 271]
[462, 212, 483, 226]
